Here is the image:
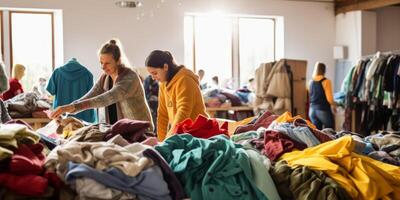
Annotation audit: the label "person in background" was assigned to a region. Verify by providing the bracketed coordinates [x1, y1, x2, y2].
[308, 62, 336, 130]
[197, 69, 208, 90]
[2, 64, 25, 100]
[146, 50, 208, 141]
[144, 75, 159, 132]
[32, 77, 51, 99]
[0, 55, 11, 123]
[212, 76, 219, 87]
[50, 39, 153, 129]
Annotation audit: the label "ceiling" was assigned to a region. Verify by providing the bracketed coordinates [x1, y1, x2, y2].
[285, 0, 400, 14]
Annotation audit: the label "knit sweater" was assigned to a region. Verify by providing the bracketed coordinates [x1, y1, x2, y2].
[73, 65, 153, 130]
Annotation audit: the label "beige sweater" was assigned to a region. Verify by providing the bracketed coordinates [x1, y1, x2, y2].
[45, 141, 153, 180]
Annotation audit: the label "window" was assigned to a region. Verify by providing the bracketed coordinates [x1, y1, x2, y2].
[10, 12, 54, 91]
[239, 18, 275, 86]
[185, 14, 278, 88]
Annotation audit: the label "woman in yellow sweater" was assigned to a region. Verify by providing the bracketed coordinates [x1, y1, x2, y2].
[145, 50, 208, 141]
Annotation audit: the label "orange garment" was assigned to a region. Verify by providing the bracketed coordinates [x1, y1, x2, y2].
[157, 68, 208, 141]
[274, 111, 316, 129]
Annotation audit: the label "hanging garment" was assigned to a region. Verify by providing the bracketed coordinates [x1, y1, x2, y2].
[47, 58, 96, 123]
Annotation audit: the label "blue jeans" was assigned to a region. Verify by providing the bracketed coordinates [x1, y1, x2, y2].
[309, 108, 334, 130]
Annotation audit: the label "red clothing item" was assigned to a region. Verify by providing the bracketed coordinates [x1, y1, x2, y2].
[104, 119, 151, 143]
[172, 115, 229, 139]
[0, 173, 48, 196]
[251, 130, 307, 161]
[234, 111, 279, 134]
[10, 143, 45, 175]
[2, 78, 24, 100]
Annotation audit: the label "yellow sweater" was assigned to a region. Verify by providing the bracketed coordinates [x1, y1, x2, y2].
[157, 68, 208, 141]
[282, 136, 400, 200]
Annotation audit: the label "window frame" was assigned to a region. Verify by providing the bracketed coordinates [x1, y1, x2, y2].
[237, 16, 276, 85]
[186, 14, 277, 87]
[9, 11, 55, 71]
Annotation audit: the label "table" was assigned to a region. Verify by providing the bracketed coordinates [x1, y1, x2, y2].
[16, 118, 52, 130]
[206, 106, 254, 119]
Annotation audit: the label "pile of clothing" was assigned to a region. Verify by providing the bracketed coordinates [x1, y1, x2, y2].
[0, 123, 61, 199]
[2, 111, 400, 200]
[4, 92, 51, 118]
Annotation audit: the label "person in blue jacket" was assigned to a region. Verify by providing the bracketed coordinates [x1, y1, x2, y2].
[47, 58, 97, 123]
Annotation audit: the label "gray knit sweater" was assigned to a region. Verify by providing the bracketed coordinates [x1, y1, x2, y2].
[73, 65, 153, 130]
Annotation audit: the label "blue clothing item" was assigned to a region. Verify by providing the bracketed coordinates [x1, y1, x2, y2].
[65, 162, 171, 200]
[274, 123, 320, 147]
[309, 78, 331, 111]
[293, 126, 320, 147]
[363, 142, 375, 155]
[309, 107, 334, 130]
[155, 134, 267, 200]
[47, 58, 96, 123]
[236, 91, 250, 103]
[273, 124, 304, 144]
[334, 91, 346, 106]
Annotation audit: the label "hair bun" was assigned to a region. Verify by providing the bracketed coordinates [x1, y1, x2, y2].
[109, 39, 117, 45]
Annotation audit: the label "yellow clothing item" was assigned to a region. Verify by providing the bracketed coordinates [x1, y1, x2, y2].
[312, 75, 334, 105]
[229, 117, 255, 135]
[274, 111, 316, 129]
[0, 146, 13, 161]
[157, 68, 208, 141]
[0, 124, 40, 146]
[282, 136, 400, 200]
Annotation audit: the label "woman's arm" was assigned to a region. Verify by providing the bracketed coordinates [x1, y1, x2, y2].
[157, 85, 169, 141]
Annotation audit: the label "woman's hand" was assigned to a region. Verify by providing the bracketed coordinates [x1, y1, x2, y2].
[50, 104, 75, 119]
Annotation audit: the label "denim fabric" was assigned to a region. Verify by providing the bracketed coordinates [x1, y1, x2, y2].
[309, 108, 334, 130]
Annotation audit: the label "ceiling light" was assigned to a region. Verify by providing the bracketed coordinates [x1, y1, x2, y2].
[115, 1, 142, 8]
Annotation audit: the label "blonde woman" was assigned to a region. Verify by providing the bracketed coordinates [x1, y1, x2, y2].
[51, 39, 153, 129]
[3, 64, 25, 100]
[308, 62, 335, 130]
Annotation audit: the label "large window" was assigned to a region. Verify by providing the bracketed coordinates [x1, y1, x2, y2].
[185, 14, 277, 88]
[10, 11, 54, 91]
[239, 18, 275, 86]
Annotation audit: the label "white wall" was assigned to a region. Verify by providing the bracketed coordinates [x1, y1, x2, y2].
[334, 11, 362, 91]
[0, 0, 336, 82]
[376, 6, 400, 52]
[361, 11, 377, 56]
[335, 11, 362, 66]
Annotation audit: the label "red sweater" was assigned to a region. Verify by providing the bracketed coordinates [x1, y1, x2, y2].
[2, 78, 24, 100]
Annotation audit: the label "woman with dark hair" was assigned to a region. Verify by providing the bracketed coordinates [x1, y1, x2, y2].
[146, 50, 207, 141]
[308, 62, 336, 130]
[51, 39, 153, 129]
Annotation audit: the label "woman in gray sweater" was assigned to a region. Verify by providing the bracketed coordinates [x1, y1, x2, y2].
[50, 39, 153, 129]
